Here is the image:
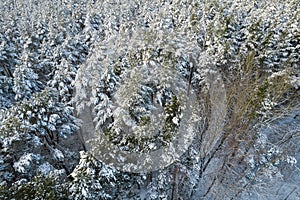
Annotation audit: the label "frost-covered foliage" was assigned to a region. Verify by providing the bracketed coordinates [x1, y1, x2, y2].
[0, 89, 78, 139]
[0, 0, 299, 199]
[0, 174, 68, 200]
[68, 151, 117, 200]
[0, 76, 14, 109]
[13, 53, 42, 101]
[73, 0, 299, 199]
[0, 89, 79, 186]
[197, 0, 300, 71]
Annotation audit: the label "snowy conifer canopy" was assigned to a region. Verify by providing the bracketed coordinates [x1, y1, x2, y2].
[0, 0, 299, 199]
[73, 0, 228, 172]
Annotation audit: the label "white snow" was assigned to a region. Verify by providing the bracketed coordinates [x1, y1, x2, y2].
[37, 162, 55, 175]
[13, 153, 40, 173]
[53, 148, 64, 161]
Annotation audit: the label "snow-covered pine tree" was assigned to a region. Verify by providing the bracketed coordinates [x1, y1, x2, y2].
[68, 151, 117, 200]
[0, 89, 79, 186]
[13, 52, 42, 101]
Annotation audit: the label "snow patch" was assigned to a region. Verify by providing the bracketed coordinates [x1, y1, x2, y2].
[38, 162, 55, 175]
[13, 153, 41, 173]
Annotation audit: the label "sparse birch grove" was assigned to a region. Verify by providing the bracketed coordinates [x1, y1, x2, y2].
[0, 0, 299, 199]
